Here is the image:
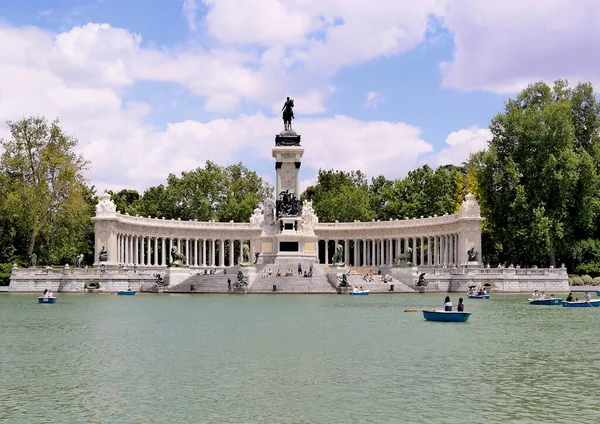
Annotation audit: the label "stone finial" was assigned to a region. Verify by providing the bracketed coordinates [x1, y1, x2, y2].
[459, 193, 481, 218]
[12, 263, 17, 269]
[95, 192, 117, 218]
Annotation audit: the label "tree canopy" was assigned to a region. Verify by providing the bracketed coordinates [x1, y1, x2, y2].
[473, 80, 600, 267]
[0, 117, 94, 268]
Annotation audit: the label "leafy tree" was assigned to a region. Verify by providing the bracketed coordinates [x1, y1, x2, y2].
[474, 80, 600, 266]
[136, 161, 272, 222]
[305, 170, 375, 222]
[107, 189, 142, 215]
[0, 117, 92, 264]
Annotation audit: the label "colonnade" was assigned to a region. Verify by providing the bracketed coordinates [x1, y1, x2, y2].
[319, 234, 460, 267]
[115, 234, 254, 267]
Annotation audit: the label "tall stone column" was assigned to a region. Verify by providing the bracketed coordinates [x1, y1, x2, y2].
[420, 237, 424, 266]
[344, 239, 349, 265]
[219, 240, 225, 267]
[353, 239, 359, 266]
[202, 239, 207, 266]
[230, 239, 234, 266]
[324, 240, 329, 265]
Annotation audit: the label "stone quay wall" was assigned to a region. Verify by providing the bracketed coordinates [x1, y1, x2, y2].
[9, 265, 569, 294]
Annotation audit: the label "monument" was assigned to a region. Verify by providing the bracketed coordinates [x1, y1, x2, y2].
[257, 98, 319, 264]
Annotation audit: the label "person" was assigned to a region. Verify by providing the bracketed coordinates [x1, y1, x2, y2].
[540, 291, 546, 299]
[42, 289, 49, 298]
[532, 290, 539, 300]
[477, 288, 484, 296]
[566, 292, 573, 302]
[483, 288, 488, 296]
[550, 294, 555, 299]
[298, 263, 302, 275]
[303, 271, 307, 278]
[352, 286, 358, 293]
[227, 278, 231, 291]
[309, 263, 313, 273]
[457, 297, 465, 312]
[48, 289, 54, 298]
[443, 296, 452, 311]
[584, 292, 592, 302]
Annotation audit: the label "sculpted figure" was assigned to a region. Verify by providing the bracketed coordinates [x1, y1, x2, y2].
[331, 243, 344, 266]
[99, 246, 108, 262]
[29, 253, 37, 268]
[281, 97, 295, 131]
[169, 247, 187, 267]
[467, 247, 479, 262]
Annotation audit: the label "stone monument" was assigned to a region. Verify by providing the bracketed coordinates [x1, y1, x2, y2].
[257, 98, 318, 264]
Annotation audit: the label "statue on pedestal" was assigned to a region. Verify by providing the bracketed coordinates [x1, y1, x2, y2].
[467, 247, 479, 262]
[281, 97, 295, 131]
[169, 247, 187, 267]
[234, 271, 249, 289]
[331, 243, 345, 266]
[29, 253, 37, 268]
[276, 190, 302, 218]
[98, 246, 108, 262]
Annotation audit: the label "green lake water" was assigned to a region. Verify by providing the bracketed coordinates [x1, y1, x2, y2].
[1, 293, 600, 423]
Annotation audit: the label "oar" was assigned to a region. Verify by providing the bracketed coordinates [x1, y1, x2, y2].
[519, 301, 530, 304]
[405, 309, 426, 312]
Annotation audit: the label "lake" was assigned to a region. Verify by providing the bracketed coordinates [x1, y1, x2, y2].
[1, 293, 599, 423]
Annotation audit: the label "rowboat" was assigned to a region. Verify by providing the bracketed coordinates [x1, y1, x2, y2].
[38, 297, 56, 304]
[117, 290, 136, 296]
[528, 298, 562, 305]
[349, 290, 370, 296]
[468, 295, 489, 299]
[422, 310, 471, 322]
[561, 299, 600, 308]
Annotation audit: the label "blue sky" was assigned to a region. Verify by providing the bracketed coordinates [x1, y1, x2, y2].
[0, 1, 597, 193]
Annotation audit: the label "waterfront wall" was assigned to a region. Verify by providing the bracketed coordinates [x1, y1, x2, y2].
[9, 265, 569, 293]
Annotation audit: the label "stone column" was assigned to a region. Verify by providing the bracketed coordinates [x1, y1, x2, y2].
[230, 239, 234, 266]
[354, 239, 359, 267]
[344, 239, 350, 265]
[362, 240, 366, 267]
[209, 240, 214, 266]
[420, 237, 424, 266]
[202, 239, 207, 266]
[325, 240, 329, 265]
[160, 238, 165, 266]
[219, 240, 225, 267]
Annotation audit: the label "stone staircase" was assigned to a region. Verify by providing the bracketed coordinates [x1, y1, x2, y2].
[166, 267, 259, 293]
[248, 264, 337, 293]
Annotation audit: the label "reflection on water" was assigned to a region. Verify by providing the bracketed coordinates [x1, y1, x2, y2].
[1, 293, 599, 423]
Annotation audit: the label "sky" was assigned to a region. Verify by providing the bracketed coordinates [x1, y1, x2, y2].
[1, 0, 599, 195]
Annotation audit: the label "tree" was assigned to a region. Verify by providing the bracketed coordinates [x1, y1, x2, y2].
[474, 80, 600, 266]
[136, 161, 272, 222]
[0, 116, 92, 263]
[305, 170, 375, 222]
[107, 189, 142, 215]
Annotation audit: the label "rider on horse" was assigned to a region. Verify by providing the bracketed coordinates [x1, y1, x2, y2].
[282, 97, 294, 131]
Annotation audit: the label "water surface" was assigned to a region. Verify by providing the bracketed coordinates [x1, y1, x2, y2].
[1, 293, 599, 423]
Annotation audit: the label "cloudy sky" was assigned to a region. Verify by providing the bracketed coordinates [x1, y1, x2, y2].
[0, 0, 598, 194]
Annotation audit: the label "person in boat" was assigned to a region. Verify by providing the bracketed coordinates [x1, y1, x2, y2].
[531, 290, 539, 300]
[584, 292, 592, 302]
[352, 286, 358, 293]
[42, 289, 49, 298]
[540, 291, 546, 299]
[477, 288, 484, 296]
[483, 288, 488, 296]
[443, 296, 452, 311]
[457, 297, 465, 312]
[550, 294, 555, 299]
[566, 292, 573, 302]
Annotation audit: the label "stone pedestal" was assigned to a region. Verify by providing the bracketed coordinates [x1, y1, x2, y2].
[164, 267, 192, 288]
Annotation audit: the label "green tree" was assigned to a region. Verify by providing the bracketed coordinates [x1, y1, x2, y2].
[0, 116, 92, 264]
[137, 161, 272, 222]
[107, 189, 142, 215]
[305, 170, 375, 222]
[474, 80, 600, 266]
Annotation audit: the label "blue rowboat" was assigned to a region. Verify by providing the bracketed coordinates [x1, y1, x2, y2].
[528, 298, 562, 305]
[422, 310, 471, 322]
[117, 290, 136, 296]
[562, 299, 600, 308]
[468, 295, 489, 299]
[38, 297, 56, 304]
[349, 290, 370, 296]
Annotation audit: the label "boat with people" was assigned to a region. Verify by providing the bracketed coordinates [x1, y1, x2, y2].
[38, 289, 56, 303]
[528, 298, 562, 305]
[468, 294, 489, 299]
[117, 290, 136, 296]
[349, 288, 370, 296]
[562, 299, 600, 308]
[467, 286, 489, 299]
[38, 296, 56, 304]
[422, 310, 471, 322]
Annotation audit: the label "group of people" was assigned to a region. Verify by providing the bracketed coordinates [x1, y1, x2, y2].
[442, 296, 465, 312]
[467, 287, 488, 296]
[530, 290, 557, 300]
[565, 292, 592, 302]
[41, 289, 55, 299]
[263, 263, 314, 278]
[352, 286, 366, 293]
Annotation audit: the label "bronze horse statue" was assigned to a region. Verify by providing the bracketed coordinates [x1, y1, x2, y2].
[281, 97, 294, 131]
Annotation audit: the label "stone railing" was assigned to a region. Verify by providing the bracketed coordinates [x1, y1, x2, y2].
[110, 213, 260, 230]
[315, 213, 462, 231]
[430, 267, 568, 276]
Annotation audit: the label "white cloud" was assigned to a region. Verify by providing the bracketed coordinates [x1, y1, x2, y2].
[428, 126, 491, 167]
[440, 0, 600, 93]
[364, 91, 383, 109]
[183, 0, 198, 30]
